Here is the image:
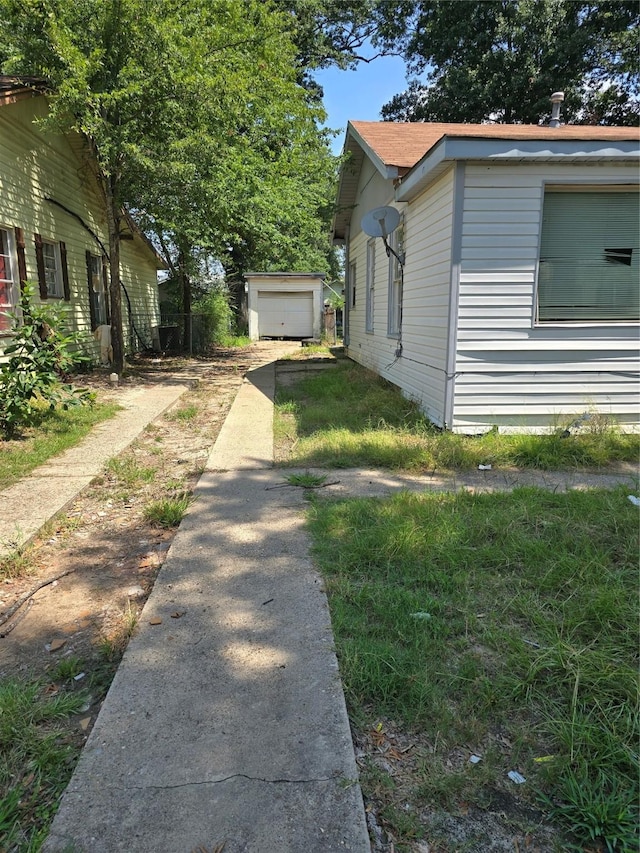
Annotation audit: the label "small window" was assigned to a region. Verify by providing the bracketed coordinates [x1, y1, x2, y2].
[365, 239, 375, 333]
[349, 261, 356, 308]
[0, 227, 18, 332]
[387, 218, 404, 337]
[87, 253, 109, 328]
[42, 241, 63, 298]
[537, 190, 639, 322]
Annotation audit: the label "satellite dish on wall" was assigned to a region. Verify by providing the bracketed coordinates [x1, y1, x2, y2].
[361, 206, 401, 239]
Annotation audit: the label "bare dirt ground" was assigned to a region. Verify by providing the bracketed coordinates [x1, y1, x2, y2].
[0, 346, 590, 852]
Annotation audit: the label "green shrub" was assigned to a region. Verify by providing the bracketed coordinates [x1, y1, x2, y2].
[192, 287, 233, 345]
[0, 284, 93, 436]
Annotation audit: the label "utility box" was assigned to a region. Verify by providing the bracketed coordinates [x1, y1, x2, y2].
[244, 272, 325, 341]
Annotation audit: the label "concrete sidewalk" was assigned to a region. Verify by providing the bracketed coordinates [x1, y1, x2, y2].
[44, 360, 371, 852]
[0, 381, 192, 557]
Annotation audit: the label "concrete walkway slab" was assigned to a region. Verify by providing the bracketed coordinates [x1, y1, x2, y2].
[0, 382, 191, 557]
[44, 354, 371, 852]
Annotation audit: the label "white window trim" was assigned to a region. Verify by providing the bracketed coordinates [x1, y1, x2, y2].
[365, 239, 375, 333]
[348, 261, 356, 309]
[0, 226, 19, 332]
[534, 183, 640, 327]
[387, 216, 404, 338]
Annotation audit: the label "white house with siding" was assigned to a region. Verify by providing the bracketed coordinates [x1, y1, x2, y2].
[0, 76, 163, 361]
[332, 120, 640, 433]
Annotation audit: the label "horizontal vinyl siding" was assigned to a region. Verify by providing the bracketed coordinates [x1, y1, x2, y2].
[347, 169, 454, 426]
[0, 97, 159, 359]
[453, 161, 640, 431]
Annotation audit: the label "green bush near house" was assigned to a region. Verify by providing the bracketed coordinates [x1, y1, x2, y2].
[0, 284, 93, 437]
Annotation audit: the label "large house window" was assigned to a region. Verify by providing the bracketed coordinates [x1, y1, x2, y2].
[387, 217, 404, 337]
[537, 189, 639, 322]
[0, 227, 18, 332]
[365, 239, 375, 333]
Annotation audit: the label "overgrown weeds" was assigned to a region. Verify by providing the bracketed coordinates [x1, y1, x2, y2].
[275, 361, 639, 470]
[143, 492, 193, 527]
[0, 678, 88, 851]
[307, 486, 639, 850]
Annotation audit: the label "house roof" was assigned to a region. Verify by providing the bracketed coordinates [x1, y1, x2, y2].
[333, 120, 640, 241]
[349, 120, 640, 174]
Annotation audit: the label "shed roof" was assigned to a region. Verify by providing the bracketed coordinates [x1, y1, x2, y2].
[333, 120, 640, 241]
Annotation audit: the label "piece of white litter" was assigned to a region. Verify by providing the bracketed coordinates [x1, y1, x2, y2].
[469, 754, 482, 764]
[508, 770, 526, 784]
[73, 672, 86, 681]
[478, 464, 492, 470]
[411, 612, 432, 620]
[627, 495, 640, 507]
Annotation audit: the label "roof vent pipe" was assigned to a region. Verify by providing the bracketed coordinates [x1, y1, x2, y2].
[549, 91, 564, 127]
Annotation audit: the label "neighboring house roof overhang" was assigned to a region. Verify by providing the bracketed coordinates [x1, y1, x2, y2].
[0, 75, 49, 106]
[332, 120, 640, 240]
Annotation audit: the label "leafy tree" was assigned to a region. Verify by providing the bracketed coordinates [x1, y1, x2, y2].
[2, 0, 337, 363]
[374, 0, 640, 125]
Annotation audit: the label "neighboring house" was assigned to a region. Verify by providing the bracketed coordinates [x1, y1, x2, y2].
[244, 272, 325, 341]
[332, 120, 640, 433]
[0, 76, 163, 361]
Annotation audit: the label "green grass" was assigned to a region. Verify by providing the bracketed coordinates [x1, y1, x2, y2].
[0, 678, 88, 851]
[143, 492, 193, 527]
[0, 402, 120, 491]
[105, 456, 157, 486]
[307, 486, 639, 851]
[217, 334, 252, 348]
[166, 404, 199, 422]
[275, 361, 640, 470]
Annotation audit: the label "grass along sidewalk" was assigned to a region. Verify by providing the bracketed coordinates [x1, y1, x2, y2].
[274, 361, 639, 471]
[307, 486, 639, 851]
[0, 401, 119, 492]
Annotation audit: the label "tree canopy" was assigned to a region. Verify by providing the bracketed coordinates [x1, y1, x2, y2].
[1, 0, 341, 359]
[374, 0, 640, 125]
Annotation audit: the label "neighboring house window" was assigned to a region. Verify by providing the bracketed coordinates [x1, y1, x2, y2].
[387, 217, 404, 337]
[349, 261, 356, 308]
[537, 189, 639, 322]
[365, 239, 375, 332]
[34, 234, 70, 300]
[0, 227, 18, 332]
[86, 251, 110, 329]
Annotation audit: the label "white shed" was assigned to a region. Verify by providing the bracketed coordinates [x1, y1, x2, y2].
[244, 272, 325, 341]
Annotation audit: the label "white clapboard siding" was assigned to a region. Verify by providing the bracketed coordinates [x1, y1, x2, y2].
[0, 94, 160, 360]
[453, 161, 640, 430]
[347, 167, 455, 426]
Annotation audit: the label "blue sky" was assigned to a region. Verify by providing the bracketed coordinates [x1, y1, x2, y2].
[314, 53, 409, 154]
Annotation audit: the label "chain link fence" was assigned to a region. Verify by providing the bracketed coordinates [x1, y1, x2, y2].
[126, 313, 221, 356]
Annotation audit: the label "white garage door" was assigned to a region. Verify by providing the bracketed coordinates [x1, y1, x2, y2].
[258, 291, 314, 338]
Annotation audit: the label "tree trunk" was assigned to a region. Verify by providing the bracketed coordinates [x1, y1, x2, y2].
[105, 178, 125, 374]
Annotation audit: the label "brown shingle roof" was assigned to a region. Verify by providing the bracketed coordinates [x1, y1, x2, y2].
[350, 120, 640, 172]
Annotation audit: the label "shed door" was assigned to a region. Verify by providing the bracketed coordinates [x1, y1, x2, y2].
[258, 291, 313, 337]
